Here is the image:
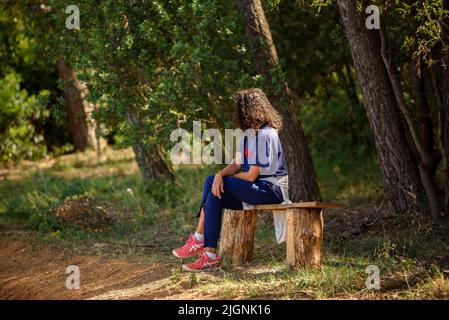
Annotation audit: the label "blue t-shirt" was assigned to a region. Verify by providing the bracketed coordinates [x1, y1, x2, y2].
[237, 124, 288, 177]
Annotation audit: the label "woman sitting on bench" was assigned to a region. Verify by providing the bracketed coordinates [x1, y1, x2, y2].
[172, 88, 289, 272]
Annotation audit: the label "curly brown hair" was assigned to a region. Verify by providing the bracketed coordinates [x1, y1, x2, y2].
[233, 88, 282, 130]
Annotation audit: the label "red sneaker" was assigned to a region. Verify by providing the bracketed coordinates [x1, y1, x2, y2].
[182, 252, 221, 272]
[172, 234, 204, 259]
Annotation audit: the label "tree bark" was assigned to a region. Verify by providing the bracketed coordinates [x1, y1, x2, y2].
[378, 26, 443, 222]
[238, 0, 319, 201]
[219, 209, 258, 265]
[56, 59, 98, 152]
[440, 0, 449, 215]
[125, 109, 175, 183]
[286, 208, 323, 269]
[337, 0, 422, 213]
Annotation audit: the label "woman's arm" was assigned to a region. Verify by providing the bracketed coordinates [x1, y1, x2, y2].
[217, 159, 241, 177]
[212, 165, 260, 199]
[211, 158, 241, 199]
[232, 165, 260, 182]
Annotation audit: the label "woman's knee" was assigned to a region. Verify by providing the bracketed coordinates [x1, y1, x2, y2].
[206, 174, 215, 184]
[204, 175, 215, 188]
[203, 194, 223, 218]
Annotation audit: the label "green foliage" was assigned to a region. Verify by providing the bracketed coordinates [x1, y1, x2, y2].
[0, 72, 49, 162]
[300, 90, 382, 201]
[26, 196, 64, 232]
[306, 0, 448, 66]
[0, 1, 76, 162]
[60, 178, 89, 198]
[391, 0, 446, 63]
[42, 0, 258, 161]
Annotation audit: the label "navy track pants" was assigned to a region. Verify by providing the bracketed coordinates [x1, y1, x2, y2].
[199, 175, 283, 248]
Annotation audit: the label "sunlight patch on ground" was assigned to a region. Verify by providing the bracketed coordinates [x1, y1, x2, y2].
[0, 148, 137, 181]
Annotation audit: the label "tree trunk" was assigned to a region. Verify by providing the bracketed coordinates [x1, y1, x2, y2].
[337, 0, 421, 213]
[125, 109, 175, 183]
[238, 0, 319, 201]
[56, 58, 98, 152]
[286, 208, 323, 269]
[408, 60, 444, 222]
[440, 0, 449, 215]
[378, 26, 443, 222]
[219, 209, 258, 265]
[442, 73, 449, 215]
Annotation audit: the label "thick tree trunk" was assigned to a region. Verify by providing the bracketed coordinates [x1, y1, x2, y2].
[125, 109, 175, 183]
[219, 209, 258, 265]
[378, 26, 443, 222]
[56, 59, 98, 152]
[286, 208, 323, 269]
[440, 0, 449, 215]
[238, 0, 319, 201]
[337, 0, 422, 213]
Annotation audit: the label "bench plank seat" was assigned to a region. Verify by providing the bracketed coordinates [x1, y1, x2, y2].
[219, 202, 344, 269]
[254, 201, 345, 210]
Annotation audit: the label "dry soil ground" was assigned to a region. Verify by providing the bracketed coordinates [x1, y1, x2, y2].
[0, 232, 217, 300]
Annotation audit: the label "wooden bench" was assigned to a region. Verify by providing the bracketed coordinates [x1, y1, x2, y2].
[219, 202, 344, 269]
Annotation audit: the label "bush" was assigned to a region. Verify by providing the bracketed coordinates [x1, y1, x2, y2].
[0, 72, 49, 162]
[25, 191, 62, 232]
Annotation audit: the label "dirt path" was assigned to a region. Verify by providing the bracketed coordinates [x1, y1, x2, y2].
[0, 236, 214, 300]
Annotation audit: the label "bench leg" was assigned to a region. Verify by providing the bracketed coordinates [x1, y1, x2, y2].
[219, 209, 258, 265]
[286, 208, 323, 269]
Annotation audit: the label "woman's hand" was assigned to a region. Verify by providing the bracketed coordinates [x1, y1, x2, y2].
[212, 172, 225, 199]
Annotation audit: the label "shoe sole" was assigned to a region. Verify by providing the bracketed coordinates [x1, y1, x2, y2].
[182, 262, 221, 273]
[172, 249, 204, 259]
